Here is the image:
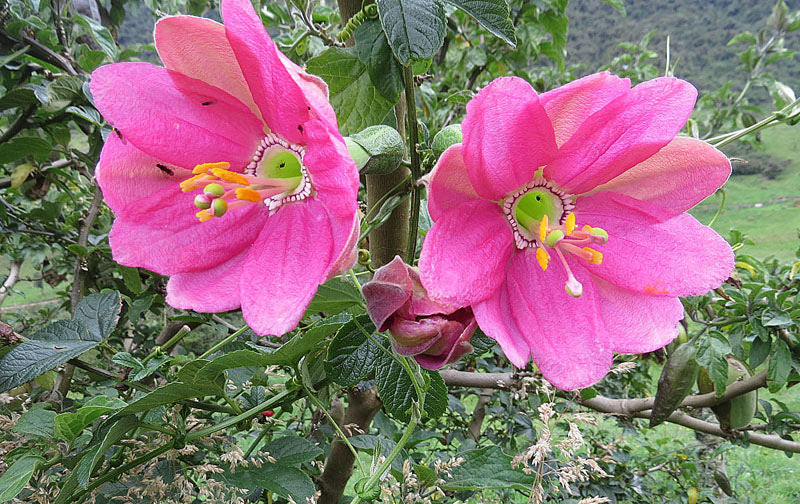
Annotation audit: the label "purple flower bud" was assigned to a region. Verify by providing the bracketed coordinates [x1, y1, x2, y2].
[362, 256, 476, 370]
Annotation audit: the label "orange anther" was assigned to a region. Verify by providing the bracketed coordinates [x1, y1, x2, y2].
[565, 213, 576, 235]
[193, 161, 230, 174]
[583, 247, 603, 265]
[195, 210, 213, 222]
[538, 215, 548, 242]
[536, 247, 549, 271]
[211, 168, 249, 186]
[236, 187, 262, 202]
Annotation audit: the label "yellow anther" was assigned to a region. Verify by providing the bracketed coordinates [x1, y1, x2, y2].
[535, 247, 549, 271]
[538, 214, 548, 242]
[193, 161, 230, 174]
[584, 247, 603, 265]
[211, 168, 249, 186]
[582, 224, 592, 233]
[565, 213, 576, 235]
[195, 210, 213, 222]
[180, 174, 211, 192]
[236, 187, 262, 202]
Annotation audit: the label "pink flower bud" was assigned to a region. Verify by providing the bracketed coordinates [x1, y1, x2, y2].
[362, 256, 476, 370]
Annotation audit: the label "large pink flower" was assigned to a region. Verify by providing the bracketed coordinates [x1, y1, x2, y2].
[90, 0, 359, 336]
[419, 73, 734, 390]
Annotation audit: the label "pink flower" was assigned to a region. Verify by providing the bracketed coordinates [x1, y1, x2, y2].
[90, 0, 359, 336]
[419, 73, 734, 390]
[363, 256, 476, 370]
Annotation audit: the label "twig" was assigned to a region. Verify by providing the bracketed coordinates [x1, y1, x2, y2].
[0, 260, 22, 306]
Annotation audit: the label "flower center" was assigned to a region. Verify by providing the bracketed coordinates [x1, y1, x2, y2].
[502, 178, 608, 298]
[178, 134, 313, 222]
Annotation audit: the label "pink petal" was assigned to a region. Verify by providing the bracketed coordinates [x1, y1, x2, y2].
[594, 136, 731, 216]
[462, 77, 557, 200]
[591, 276, 683, 354]
[577, 191, 735, 297]
[108, 185, 267, 275]
[415, 318, 477, 370]
[154, 15, 262, 121]
[96, 134, 191, 215]
[544, 78, 697, 194]
[505, 251, 612, 390]
[540, 71, 630, 147]
[165, 250, 248, 313]
[90, 62, 262, 170]
[423, 144, 480, 221]
[419, 199, 513, 306]
[277, 52, 339, 131]
[302, 118, 360, 278]
[362, 256, 414, 331]
[239, 199, 334, 336]
[222, 0, 311, 144]
[473, 282, 530, 368]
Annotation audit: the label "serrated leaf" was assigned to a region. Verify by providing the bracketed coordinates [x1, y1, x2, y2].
[305, 47, 394, 136]
[73, 415, 137, 489]
[212, 464, 315, 502]
[13, 407, 57, 438]
[768, 339, 792, 392]
[305, 277, 363, 315]
[73, 14, 118, 59]
[443, 0, 516, 46]
[354, 19, 404, 103]
[375, 351, 420, 421]
[0, 137, 51, 164]
[111, 352, 142, 370]
[194, 350, 274, 384]
[424, 370, 447, 419]
[0, 88, 38, 111]
[0, 320, 101, 393]
[261, 435, 323, 466]
[73, 291, 122, 340]
[54, 397, 127, 443]
[324, 316, 381, 387]
[442, 446, 534, 491]
[270, 313, 350, 366]
[376, 0, 446, 65]
[0, 455, 42, 503]
[115, 384, 207, 416]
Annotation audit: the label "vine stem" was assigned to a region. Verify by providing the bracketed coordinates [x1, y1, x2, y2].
[198, 325, 249, 359]
[403, 64, 423, 263]
[708, 96, 800, 148]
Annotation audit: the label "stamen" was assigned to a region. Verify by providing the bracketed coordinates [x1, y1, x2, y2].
[545, 229, 564, 247]
[236, 187, 262, 202]
[211, 198, 228, 217]
[196, 210, 213, 222]
[538, 215, 548, 242]
[193, 161, 230, 174]
[204, 183, 225, 197]
[553, 246, 583, 298]
[536, 247, 549, 271]
[583, 247, 603, 265]
[194, 194, 211, 209]
[565, 212, 576, 235]
[180, 173, 213, 192]
[211, 168, 250, 186]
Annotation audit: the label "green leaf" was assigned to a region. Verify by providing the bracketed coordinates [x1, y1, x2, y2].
[375, 351, 427, 421]
[73, 14, 118, 59]
[0, 455, 42, 503]
[111, 351, 142, 370]
[305, 47, 394, 136]
[443, 0, 516, 46]
[376, 0, 446, 65]
[212, 464, 315, 502]
[13, 407, 57, 438]
[348, 125, 405, 175]
[0, 320, 101, 393]
[54, 397, 127, 443]
[0, 88, 38, 111]
[354, 19, 404, 103]
[650, 340, 699, 427]
[270, 313, 350, 366]
[305, 277, 363, 315]
[424, 370, 447, 419]
[324, 315, 381, 387]
[696, 332, 731, 397]
[73, 415, 137, 488]
[768, 339, 792, 393]
[115, 383, 208, 416]
[194, 350, 274, 384]
[442, 446, 534, 491]
[601, 0, 626, 16]
[0, 137, 51, 164]
[750, 336, 771, 369]
[117, 265, 142, 294]
[73, 291, 122, 340]
[762, 309, 794, 328]
[261, 435, 323, 466]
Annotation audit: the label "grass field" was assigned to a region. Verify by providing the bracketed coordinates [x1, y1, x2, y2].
[691, 125, 800, 262]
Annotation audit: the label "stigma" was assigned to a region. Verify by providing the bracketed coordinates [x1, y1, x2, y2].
[178, 134, 313, 222]
[502, 178, 608, 297]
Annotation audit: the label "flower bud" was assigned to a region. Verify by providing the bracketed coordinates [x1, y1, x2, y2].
[362, 256, 476, 370]
[345, 125, 404, 175]
[431, 124, 462, 159]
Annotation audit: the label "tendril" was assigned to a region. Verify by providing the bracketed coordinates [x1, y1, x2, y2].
[336, 3, 378, 42]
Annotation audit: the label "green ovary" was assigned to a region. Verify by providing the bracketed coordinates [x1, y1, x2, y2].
[514, 190, 560, 233]
[262, 150, 303, 180]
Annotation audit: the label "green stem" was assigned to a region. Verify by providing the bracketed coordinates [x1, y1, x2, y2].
[359, 173, 412, 235]
[709, 96, 800, 148]
[301, 379, 367, 476]
[348, 269, 362, 291]
[707, 188, 726, 227]
[198, 325, 249, 359]
[186, 389, 296, 442]
[159, 324, 191, 353]
[403, 65, 423, 263]
[243, 424, 272, 459]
